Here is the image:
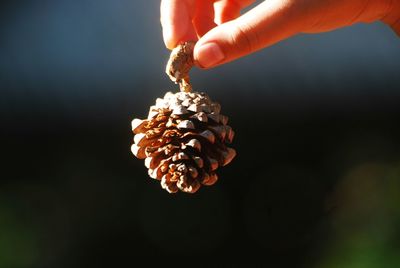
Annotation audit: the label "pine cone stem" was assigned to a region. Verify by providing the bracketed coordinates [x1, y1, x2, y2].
[165, 42, 195, 92]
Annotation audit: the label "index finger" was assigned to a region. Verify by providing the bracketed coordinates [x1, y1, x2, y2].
[161, 0, 198, 49]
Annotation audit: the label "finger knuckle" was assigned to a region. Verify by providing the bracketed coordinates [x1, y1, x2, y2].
[229, 23, 259, 54]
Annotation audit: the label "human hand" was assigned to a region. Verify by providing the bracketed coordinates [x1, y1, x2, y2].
[160, 0, 400, 69]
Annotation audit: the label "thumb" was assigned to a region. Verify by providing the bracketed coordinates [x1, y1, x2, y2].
[194, 0, 306, 68]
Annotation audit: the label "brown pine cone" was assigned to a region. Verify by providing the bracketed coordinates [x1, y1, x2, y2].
[131, 91, 236, 193]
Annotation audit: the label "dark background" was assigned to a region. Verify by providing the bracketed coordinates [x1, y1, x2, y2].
[1, 1, 400, 267]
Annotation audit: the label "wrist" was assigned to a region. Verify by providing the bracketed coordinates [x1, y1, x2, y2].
[382, 0, 400, 36]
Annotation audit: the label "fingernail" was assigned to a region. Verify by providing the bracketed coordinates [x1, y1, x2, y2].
[195, 42, 225, 68]
[163, 26, 174, 49]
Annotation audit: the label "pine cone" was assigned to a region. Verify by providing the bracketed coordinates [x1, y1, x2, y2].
[131, 91, 236, 193]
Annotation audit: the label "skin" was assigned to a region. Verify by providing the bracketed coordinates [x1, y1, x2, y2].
[160, 0, 400, 68]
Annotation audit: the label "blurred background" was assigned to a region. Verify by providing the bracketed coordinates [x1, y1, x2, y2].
[1, 0, 400, 267]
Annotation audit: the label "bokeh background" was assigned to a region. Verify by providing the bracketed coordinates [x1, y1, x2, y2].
[1, 0, 400, 267]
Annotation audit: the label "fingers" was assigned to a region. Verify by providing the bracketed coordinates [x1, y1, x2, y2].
[163, 0, 397, 68]
[214, 0, 255, 24]
[161, 0, 255, 49]
[160, 0, 197, 49]
[194, 0, 305, 68]
[192, 0, 217, 38]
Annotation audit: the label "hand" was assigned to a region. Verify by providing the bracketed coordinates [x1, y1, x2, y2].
[160, 0, 400, 69]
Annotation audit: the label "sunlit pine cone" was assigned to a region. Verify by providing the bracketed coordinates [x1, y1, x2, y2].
[131, 91, 236, 193]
